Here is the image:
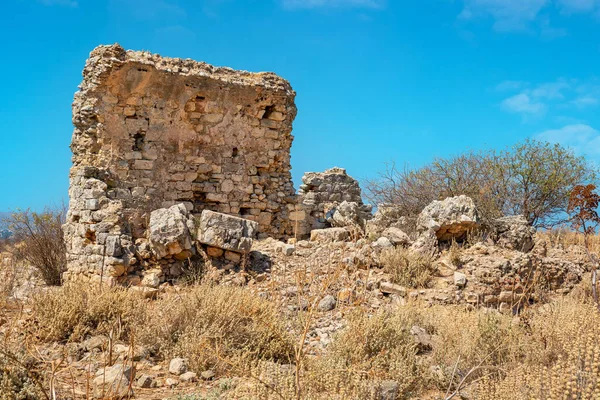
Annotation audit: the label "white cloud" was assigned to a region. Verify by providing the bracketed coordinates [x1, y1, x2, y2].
[531, 79, 571, 99]
[502, 93, 546, 115]
[572, 96, 599, 108]
[537, 124, 600, 156]
[281, 0, 385, 9]
[459, 0, 548, 32]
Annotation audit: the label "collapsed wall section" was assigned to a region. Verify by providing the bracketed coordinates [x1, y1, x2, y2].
[64, 44, 297, 281]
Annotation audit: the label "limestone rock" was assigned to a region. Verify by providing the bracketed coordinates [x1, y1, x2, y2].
[372, 236, 394, 249]
[417, 195, 480, 241]
[180, 371, 198, 383]
[454, 271, 467, 288]
[374, 380, 400, 400]
[169, 358, 188, 376]
[197, 210, 258, 254]
[93, 364, 133, 399]
[329, 200, 371, 230]
[410, 230, 439, 257]
[149, 203, 195, 259]
[310, 227, 349, 242]
[410, 325, 433, 350]
[489, 215, 535, 253]
[317, 295, 336, 312]
[381, 227, 411, 247]
[380, 282, 407, 296]
[297, 167, 372, 236]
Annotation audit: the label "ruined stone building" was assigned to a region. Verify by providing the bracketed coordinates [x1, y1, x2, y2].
[63, 44, 368, 283]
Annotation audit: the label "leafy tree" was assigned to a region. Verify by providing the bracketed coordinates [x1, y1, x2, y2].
[567, 184, 600, 309]
[366, 139, 597, 227]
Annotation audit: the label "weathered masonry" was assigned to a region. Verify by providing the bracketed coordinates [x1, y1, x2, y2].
[64, 44, 297, 280]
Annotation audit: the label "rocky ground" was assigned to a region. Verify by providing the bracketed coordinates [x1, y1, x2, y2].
[0, 195, 597, 399]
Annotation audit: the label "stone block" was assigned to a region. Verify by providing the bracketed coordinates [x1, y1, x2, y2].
[310, 227, 349, 242]
[197, 210, 258, 253]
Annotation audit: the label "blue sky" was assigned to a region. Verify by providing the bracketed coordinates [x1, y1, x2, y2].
[1, 0, 600, 211]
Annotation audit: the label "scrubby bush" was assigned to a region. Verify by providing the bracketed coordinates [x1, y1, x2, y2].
[380, 247, 436, 288]
[366, 139, 597, 228]
[4, 207, 66, 285]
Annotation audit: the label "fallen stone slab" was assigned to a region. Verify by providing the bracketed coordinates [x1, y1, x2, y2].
[310, 227, 349, 242]
[197, 210, 258, 254]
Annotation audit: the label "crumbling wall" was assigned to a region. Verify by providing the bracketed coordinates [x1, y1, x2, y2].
[64, 44, 297, 281]
[292, 167, 372, 237]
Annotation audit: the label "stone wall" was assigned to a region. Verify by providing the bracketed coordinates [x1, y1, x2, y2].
[63, 44, 297, 281]
[292, 167, 371, 237]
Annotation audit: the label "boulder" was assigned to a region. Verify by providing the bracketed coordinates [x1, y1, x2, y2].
[310, 227, 349, 242]
[93, 364, 133, 399]
[169, 358, 188, 376]
[197, 210, 258, 254]
[329, 200, 371, 230]
[381, 227, 411, 246]
[417, 195, 480, 241]
[365, 204, 412, 237]
[149, 203, 195, 259]
[489, 215, 535, 253]
[410, 230, 439, 257]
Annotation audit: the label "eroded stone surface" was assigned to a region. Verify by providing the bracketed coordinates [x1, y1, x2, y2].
[197, 210, 258, 253]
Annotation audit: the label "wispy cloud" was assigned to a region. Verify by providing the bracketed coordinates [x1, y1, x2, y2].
[496, 80, 526, 91]
[502, 93, 547, 115]
[537, 124, 600, 157]
[572, 96, 599, 108]
[531, 79, 571, 99]
[459, 0, 549, 32]
[459, 0, 599, 35]
[556, 0, 599, 14]
[39, 0, 77, 6]
[281, 0, 385, 10]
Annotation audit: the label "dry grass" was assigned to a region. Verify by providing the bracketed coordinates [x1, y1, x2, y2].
[26, 283, 294, 377]
[27, 283, 145, 342]
[381, 247, 437, 288]
[135, 284, 295, 375]
[5, 262, 600, 399]
[537, 228, 600, 254]
[477, 297, 600, 399]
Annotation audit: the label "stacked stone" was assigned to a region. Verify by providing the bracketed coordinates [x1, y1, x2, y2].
[64, 44, 297, 282]
[293, 167, 372, 237]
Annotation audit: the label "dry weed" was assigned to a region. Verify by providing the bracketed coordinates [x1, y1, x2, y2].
[134, 284, 295, 376]
[27, 283, 145, 342]
[381, 247, 436, 288]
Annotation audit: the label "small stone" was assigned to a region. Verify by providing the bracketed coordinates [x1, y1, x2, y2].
[169, 358, 188, 376]
[207, 246, 224, 257]
[179, 371, 197, 383]
[165, 377, 179, 387]
[282, 244, 295, 256]
[136, 374, 153, 388]
[317, 295, 336, 312]
[379, 282, 407, 296]
[453, 272, 467, 288]
[372, 237, 393, 249]
[225, 251, 242, 263]
[377, 380, 400, 400]
[201, 370, 215, 380]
